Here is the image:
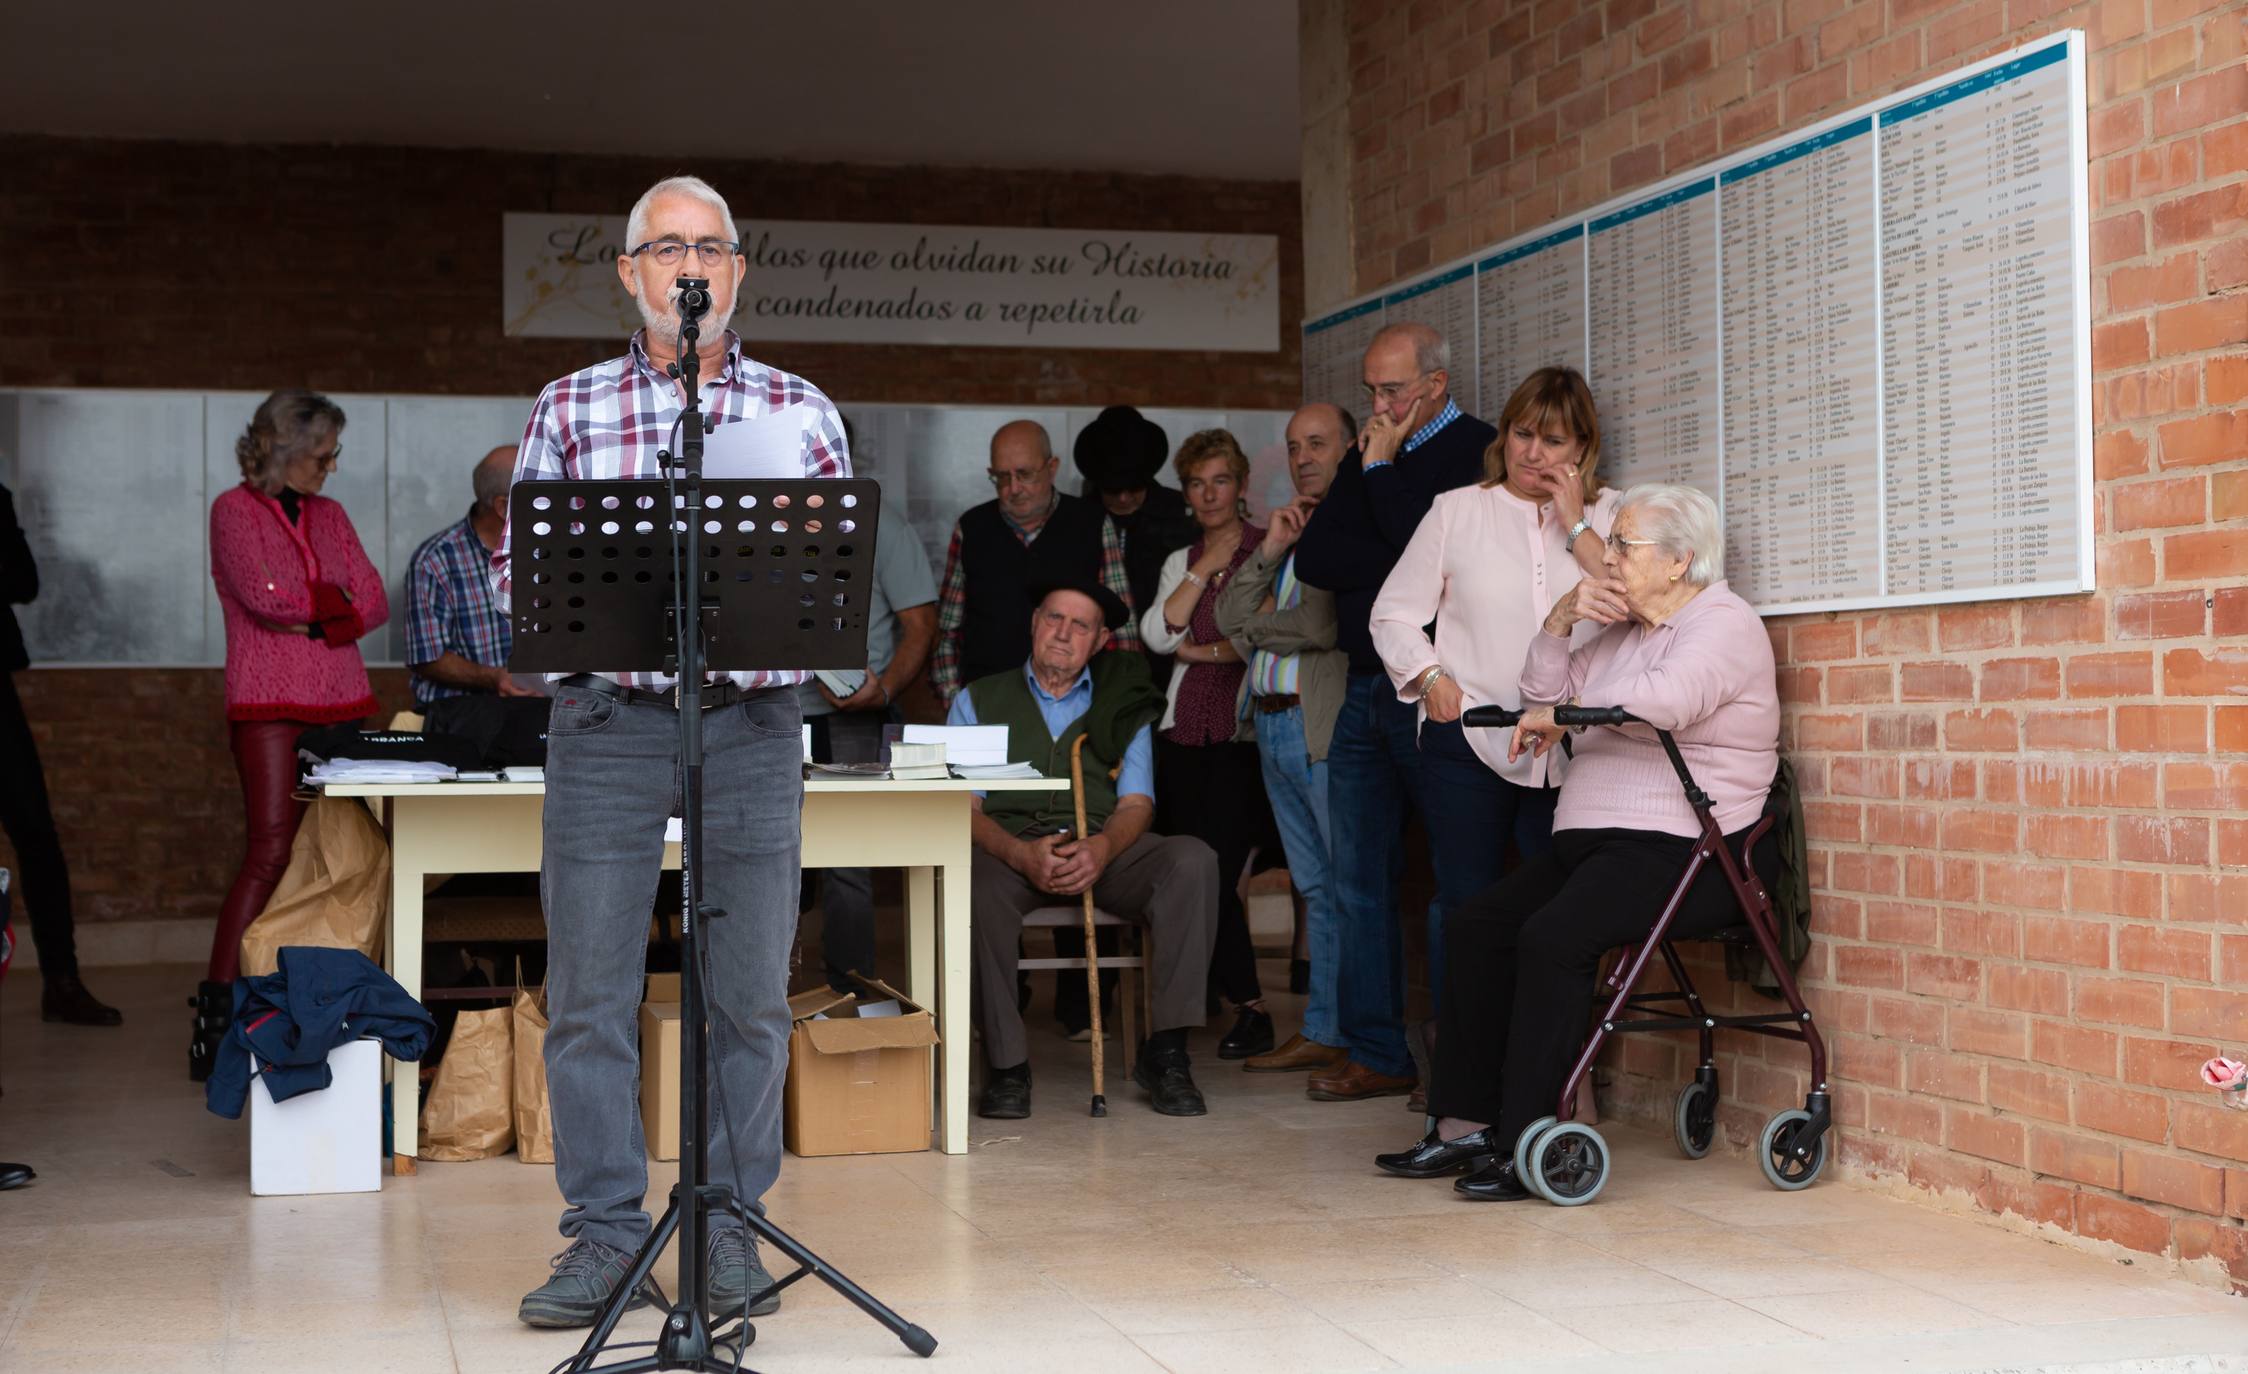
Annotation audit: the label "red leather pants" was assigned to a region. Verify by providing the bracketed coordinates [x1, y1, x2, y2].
[210, 719, 309, 982]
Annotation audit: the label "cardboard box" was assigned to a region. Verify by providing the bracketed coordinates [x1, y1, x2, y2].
[646, 972, 681, 1003]
[250, 1037, 383, 1196]
[640, 1000, 682, 1162]
[784, 975, 938, 1157]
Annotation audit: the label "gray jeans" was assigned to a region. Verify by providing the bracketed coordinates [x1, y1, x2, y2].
[970, 832, 1218, 1070]
[542, 682, 804, 1252]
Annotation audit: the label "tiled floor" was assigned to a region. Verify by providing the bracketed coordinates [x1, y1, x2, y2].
[4, 965, 2245, 1372]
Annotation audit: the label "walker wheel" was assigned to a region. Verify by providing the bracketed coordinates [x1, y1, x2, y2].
[1530, 1122, 1610, 1206]
[1513, 1114, 1557, 1183]
[1673, 1081, 1717, 1159]
[1757, 1108, 1826, 1191]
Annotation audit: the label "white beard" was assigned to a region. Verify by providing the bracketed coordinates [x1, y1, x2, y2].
[636, 282, 736, 353]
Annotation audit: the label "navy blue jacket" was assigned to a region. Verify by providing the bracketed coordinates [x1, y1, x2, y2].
[205, 947, 435, 1120]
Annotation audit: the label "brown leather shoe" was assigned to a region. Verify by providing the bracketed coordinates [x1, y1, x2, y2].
[1306, 1059, 1417, 1101]
[1407, 1086, 1428, 1114]
[1244, 1033, 1348, 1074]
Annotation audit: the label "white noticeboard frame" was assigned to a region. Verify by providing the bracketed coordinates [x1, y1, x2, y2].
[1304, 30, 2094, 619]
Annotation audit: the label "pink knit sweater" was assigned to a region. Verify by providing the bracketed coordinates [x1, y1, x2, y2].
[209, 484, 388, 724]
[1518, 579, 1778, 838]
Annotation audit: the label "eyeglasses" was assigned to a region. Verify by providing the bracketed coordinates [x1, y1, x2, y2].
[627, 238, 741, 267]
[1361, 374, 1430, 403]
[303, 444, 341, 470]
[1607, 533, 1660, 554]
[987, 470, 1045, 489]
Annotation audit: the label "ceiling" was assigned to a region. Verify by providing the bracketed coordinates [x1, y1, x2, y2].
[0, 2, 1300, 180]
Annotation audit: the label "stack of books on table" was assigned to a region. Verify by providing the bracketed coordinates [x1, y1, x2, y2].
[887, 742, 950, 781]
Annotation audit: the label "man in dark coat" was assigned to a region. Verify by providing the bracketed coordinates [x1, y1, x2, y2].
[1073, 406, 1197, 682]
[0, 482, 118, 1027]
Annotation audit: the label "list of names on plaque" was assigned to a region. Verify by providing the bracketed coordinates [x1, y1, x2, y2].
[1720, 117, 1884, 606]
[1475, 226, 1589, 416]
[1880, 42, 2076, 597]
[1589, 180, 1722, 494]
[1298, 34, 2087, 614]
[1383, 264, 1477, 402]
[1300, 300, 1384, 417]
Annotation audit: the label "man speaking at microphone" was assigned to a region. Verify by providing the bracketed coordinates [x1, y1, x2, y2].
[493, 176, 849, 1329]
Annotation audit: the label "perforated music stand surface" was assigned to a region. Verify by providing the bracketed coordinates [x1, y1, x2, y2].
[507, 477, 880, 673]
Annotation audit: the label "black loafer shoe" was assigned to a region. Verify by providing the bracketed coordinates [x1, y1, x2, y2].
[1216, 1008, 1274, 1060]
[1376, 1127, 1499, 1179]
[1455, 1158, 1535, 1202]
[1132, 1046, 1208, 1117]
[977, 1065, 1032, 1119]
[0, 1162, 35, 1191]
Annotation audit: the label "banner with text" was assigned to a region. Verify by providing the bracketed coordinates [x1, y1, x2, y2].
[503, 215, 1280, 351]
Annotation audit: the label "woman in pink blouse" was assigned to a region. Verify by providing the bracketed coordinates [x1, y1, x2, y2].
[1369, 367, 1618, 999]
[194, 391, 388, 1080]
[1375, 483, 1780, 1198]
[1139, 429, 1276, 1059]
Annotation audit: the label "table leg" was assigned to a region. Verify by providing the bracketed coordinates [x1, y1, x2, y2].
[906, 865, 936, 1009]
[388, 800, 426, 1173]
[936, 857, 970, 1155]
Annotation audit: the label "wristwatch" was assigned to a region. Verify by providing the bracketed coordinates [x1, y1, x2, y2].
[1567, 516, 1593, 544]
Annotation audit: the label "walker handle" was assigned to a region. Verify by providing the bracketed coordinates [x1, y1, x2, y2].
[1553, 705, 1636, 728]
[1461, 706, 1523, 729]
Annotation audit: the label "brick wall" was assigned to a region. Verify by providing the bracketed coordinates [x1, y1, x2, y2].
[1339, 0, 2247, 1282]
[0, 136, 1299, 946]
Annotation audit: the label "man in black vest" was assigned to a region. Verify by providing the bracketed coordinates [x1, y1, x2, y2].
[946, 582, 1218, 1120]
[929, 420, 1139, 705]
[1292, 322, 1494, 1105]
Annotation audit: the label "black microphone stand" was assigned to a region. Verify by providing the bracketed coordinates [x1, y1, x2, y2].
[557, 279, 935, 1373]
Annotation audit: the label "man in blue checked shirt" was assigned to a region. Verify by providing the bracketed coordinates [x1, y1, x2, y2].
[405, 445, 539, 705]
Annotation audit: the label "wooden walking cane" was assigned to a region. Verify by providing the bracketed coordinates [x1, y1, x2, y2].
[1069, 733, 1106, 1117]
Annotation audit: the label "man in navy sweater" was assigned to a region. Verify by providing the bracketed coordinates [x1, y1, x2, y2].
[1290, 322, 1494, 1102]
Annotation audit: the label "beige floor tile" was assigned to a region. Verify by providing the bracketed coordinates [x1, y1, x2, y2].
[7, 968, 2247, 1372]
[1338, 1308, 1609, 1364]
[1739, 1284, 2012, 1339]
[1545, 1297, 1816, 1354]
[1131, 1318, 1399, 1373]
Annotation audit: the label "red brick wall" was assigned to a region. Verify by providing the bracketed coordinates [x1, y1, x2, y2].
[0, 136, 1298, 944]
[1342, 0, 2247, 1280]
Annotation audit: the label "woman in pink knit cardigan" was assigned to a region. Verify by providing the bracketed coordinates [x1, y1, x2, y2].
[193, 391, 388, 1080]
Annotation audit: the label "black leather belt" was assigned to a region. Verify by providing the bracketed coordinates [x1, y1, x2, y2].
[1253, 693, 1301, 714]
[558, 674, 749, 711]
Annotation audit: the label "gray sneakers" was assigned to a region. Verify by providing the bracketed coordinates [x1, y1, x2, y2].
[708, 1228, 781, 1320]
[517, 1239, 661, 1328]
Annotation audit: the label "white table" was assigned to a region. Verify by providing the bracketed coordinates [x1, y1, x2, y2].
[321, 777, 1060, 1169]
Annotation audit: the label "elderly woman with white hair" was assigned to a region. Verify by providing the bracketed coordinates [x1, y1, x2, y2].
[1374, 483, 1780, 1200]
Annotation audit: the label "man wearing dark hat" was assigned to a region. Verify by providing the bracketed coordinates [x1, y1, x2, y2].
[930, 420, 1139, 705]
[1073, 406, 1198, 676]
[945, 582, 1219, 1120]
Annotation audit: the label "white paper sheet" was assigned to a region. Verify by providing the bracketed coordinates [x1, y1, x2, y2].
[902, 724, 1009, 767]
[702, 408, 810, 478]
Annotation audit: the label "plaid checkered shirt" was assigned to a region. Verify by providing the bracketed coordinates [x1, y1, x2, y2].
[493, 330, 851, 690]
[404, 511, 512, 704]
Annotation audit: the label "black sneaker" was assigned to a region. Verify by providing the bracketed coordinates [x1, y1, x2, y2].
[1216, 1007, 1274, 1060]
[518, 1239, 662, 1328]
[1132, 1045, 1208, 1117]
[977, 1063, 1031, 1119]
[707, 1228, 781, 1320]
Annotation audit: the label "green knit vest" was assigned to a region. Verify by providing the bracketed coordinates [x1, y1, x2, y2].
[967, 654, 1158, 838]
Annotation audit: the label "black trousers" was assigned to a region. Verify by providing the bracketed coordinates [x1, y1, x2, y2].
[0, 671, 75, 979]
[1154, 736, 1270, 1005]
[1427, 824, 1778, 1143]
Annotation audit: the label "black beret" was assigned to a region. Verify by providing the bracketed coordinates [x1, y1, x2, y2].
[1034, 579, 1131, 631]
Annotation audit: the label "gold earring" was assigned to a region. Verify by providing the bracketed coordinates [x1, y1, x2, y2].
[1669, 573, 1680, 582]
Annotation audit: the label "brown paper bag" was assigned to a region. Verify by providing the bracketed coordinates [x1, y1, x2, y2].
[238, 796, 390, 978]
[512, 972, 554, 1165]
[418, 1006, 515, 1161]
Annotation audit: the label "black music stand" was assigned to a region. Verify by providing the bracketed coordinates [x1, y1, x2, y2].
[510, 472, 935, 1372]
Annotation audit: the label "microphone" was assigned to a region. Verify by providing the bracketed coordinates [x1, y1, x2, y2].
[675, 277, 712, 321]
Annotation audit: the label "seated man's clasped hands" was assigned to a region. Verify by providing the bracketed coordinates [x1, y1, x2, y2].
[1375, 483, 1781, 1200]
[951, 583, 1221, 1121]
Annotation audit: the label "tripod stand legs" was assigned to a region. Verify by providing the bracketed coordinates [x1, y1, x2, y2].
[558, 1183, 937, 1372]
